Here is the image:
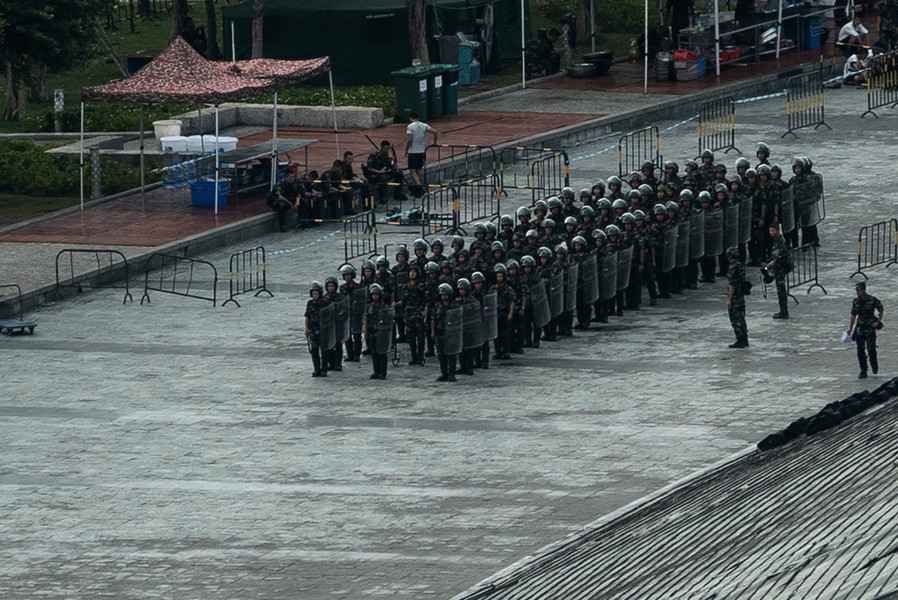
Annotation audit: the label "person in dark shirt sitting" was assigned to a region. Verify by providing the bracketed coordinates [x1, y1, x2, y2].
[297, 170, 323, 226]
[364, 140, 406, 206]
[267, 171, 298, 232]
[338, 151, 365, 214]
[321, 160, 353, 219]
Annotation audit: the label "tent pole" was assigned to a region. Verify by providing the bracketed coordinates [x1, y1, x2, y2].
[214, 105, 220, 216]
[231, 21, 236, 63]
[776, 0, 784, 59]
[328, 69, 340, 156]
[80, 102, 85, 212]
[521, 0, 526, 89]
[270, 91, 278, 191]
[644, 0, 649, 94]
[714, 0, 721, 77]
[139, 114, 145, 197]
[590, 0, 596, 53]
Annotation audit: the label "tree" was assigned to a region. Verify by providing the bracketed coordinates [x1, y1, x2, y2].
[172, 0, 189, 38]
[204, 0, 221, 59]
[407, 0, 429, 64]
[252, 0, 264, 58]
[0, 0, 105, 120]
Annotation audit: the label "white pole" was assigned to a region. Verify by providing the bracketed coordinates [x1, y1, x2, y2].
[270, 91, 278, 191]
[644, 0, 649, 93]
[776, 0, 784, 59]
[139, 114, 145, 196]
[714, 0, 721, 77]
[521, 0, 526, 89]
[231, 21, 236, 63]
[328, 69, 341, 156]
[79, 102, 85, 212]
[214, 106, 220, 216]
[590, 0, 596, 53]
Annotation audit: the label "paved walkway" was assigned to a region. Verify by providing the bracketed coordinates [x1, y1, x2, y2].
[1, 88, 897, 599]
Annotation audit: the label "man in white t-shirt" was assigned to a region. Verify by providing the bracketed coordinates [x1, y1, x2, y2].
[838, 16, 869, 55]
[843, 49, 871, 85]
[404, 112, 438, 192]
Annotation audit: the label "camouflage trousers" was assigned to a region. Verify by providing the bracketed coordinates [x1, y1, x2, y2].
[729, 302, 748, 343]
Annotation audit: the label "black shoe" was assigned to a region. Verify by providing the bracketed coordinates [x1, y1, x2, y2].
[542, 336, 558, 342]
[872, 366, 879, 375]
[687, 284, 698, 290]
[312, 371, 322, 377]
[447, 375, 457, 382]
[700, 278, 714, 283]
[370, 373, 379, 379]
[772, 313, 789, 320]
[425, 351, 435, 357]
[859, 371, 868, 379]
[512, 349, 525, 354]
[498, 354, 511, 360]
[362, 349, 371, 356]
[437, 375, 449, 382]
[331, 366, 342, 371]
[729, 341, 749, 348]
[660, 293, 672, 299]
[460, 369, 474, 376]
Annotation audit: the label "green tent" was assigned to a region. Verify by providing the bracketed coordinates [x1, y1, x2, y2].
[221, 0, 524, 85]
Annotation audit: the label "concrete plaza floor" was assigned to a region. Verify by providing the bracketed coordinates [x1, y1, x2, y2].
[1, 87, 897, 599]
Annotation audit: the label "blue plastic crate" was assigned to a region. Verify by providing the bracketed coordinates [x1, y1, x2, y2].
[190, 178, 230, 209]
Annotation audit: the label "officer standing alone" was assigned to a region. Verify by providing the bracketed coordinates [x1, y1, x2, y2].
[726, 247, 749, 348]
[848, 281, 884, 379]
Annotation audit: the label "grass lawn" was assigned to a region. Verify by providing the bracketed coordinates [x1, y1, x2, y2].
[0, 193, 79, 227]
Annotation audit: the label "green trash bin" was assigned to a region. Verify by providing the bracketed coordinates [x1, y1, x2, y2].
[432, 64, 460, 116]
[391, 66, 431, 123]
[427, 66, 445, 119]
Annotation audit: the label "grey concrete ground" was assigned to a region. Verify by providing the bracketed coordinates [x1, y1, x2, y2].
[2, 87, 897, 599]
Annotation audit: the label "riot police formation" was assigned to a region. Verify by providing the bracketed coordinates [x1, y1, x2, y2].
[307, 144, 824, 378]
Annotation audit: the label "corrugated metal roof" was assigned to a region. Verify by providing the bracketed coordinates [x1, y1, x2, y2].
[452, 379, 898, 600]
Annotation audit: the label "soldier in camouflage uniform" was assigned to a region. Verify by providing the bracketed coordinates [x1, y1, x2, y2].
[471, 271, 491, 369]
[374, 256, 395, 304]
[596, 198, 614, 228]
[429, 238, 448, 264]
[590, 181, 606, 204]
[506, 259, 528, 353]
[433, 282, 459, 382]
[515, 206, 532, 237]
[499, 214, 515, 246]
[665, 201, 683, 295]
[555, 242, 575, 335]
[537, 246, 558, 341]
[392, 246, 410, 342]
[698, 191, 717, 284]
[493, 263, 516, 359]
[680, 190, 699, 290]
[606, 176, 625, 201]
[683, 160, 701, 192]
[521, 254, 541, 348]
[450, 236, 465, 262]
[606, 224, 627, 315]
[362, 283, 390, 379]
[650, 204, 672, 299]
[755, 142, 770, 169]
[698, 150, 716, 191]
[412, 238, 430, 272]
[766, 226, 791, 320]
[455, 278, 479, 376]
[324, 277, 344, 372]
[398, 265, 427, 365]
[848, 281, 884, 379]
[726, 247, 749, 348]
[424, 261, 442, 357]
[339, 264, 363, 362]
[640, 161, 658, 189]
[592, 229, 611, 320]
[714, 184, 731, 278]
[305, 281, 330, 377]
[771, 165, 797, 249]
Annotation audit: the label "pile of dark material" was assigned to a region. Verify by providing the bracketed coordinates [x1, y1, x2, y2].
[758, 377, 898, 451]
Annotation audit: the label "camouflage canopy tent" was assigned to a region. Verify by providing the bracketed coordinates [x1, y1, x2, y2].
[81, 37, 332, 214]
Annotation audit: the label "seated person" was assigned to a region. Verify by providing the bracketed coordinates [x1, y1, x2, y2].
[364, 140, 406, 205]
[297, 170, 324, 226]
[338, 151, 366, 214]
[843, 49, 871, 85]
[267, 171, 299, 232]
[322, 160, 353, 219]
[838, 16, 869, 56]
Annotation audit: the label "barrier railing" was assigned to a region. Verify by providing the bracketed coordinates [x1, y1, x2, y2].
[850, 219, 898, 280]
[496, 146, 570, 202]
[140, 253, 218, 306]
[343, 210, 378, 263]
[425, 143, 500, 186]
[55, 249, 134, 304]
[762, 244, 827, 304]
[697, 97, 740, 156]
[422, 184, 460, 237]
[222, 246, 274, 308]
[861, 51, 898, 119]
[618, 126, 661, 177]
[782, 68, 831, 139]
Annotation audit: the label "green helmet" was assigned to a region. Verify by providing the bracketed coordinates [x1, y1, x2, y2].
[561, 187, 575, 201]
[430, 238, 444, 250]
[542, 218, 556, 230]
[375, 255, 389, 268]
[362, 259, 376, 272]
[620, 212, 636, 225]
[627, 189, 642, 203]
[413, 238, 428, 252]
[369, 282, 384, 296]
[679, 189, 694, 204]
[471, 271, 485, 284]
[451, 235, 464, 250]
[547, 196, 563, 210]
[491, 241, 505, 252]
[339, 264, 357, 277]
[628, 171, 642, 183]
[714, 183, 728, 194]
[506, 259, 520, 271]
[604, 224, 621, 237]
[612, 199, 628, 211]
[325, 276, 339, 289]
[652, 203, 667, 215]
[633, 209, 647, 222]
[607, 175, 623, 188]
[395, 245, 409, 259]
[745, 168, 757, 179]
[638, 184, 654, 197]
[534, 199, 549, 213]
[537, 246, 553, 258]
[485, 222, 498, 236]
[665, 201, 679, 214]
[525, 229, 539, 240]
[425, 261, 440, 274]
[597, 198, 612, 211]
[756, 142, 770, 157]
[309, 281, 323, 296]
[554, 242, 568, 256]
[473, 223, 487, 236]
[664, 161, 679, 174]
[735, 157, 750, 171]
[438, 282, 454, 296]
[757, 164, 772, 177]
[494, 263, 508, 275]
[572, 235, 587, 247]
[521, 255, 536, 267]
[771, 164, 782, 177]
[715, 163, 727, 175]
[579, 188, 592, 200]
[701, 150, 714, 161]
[580, 205, 596, 219]
[516, 205, 531, 219]
[564, 216, 578, 227]
[592, 228, 607, 243]
[500, 214, 513, 227]
[641, 160, 655, 173]
[698, 191, 712, 204]
[457, 278, 471, 291]
[685, 160, 698, 172]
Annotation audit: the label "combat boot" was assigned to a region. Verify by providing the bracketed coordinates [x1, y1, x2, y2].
[447, 355, 458, 381]
[311, 351, 323, 377]
[772, 312, 789, 319]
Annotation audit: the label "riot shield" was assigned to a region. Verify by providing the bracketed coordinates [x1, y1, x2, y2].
[549, 271, 564, 318]
[690, 210, 705, 260]
[799, 175, 823, 227]
[565, 263, 579, 312]
[662, 226, 677, 273]
[739, 196, 753, 244]
[482, 290, 498, 341]
[319, 302, 337, 351]
[350, 287, 367, 335]
[462, 299, 484, 350]
[334, 295, 350, 344]
[724, 203, 740, 249]
[599, 251, 618, 300]
[780, 185, 795, 234]
[705, 207, 724, 256]
[439, 305, 464, 356]
[617, 245, 633, 290]
[676, 220, 690, 268]
[529, 281, 551, 329]
[372, 305, 394, 354]
[579, 253, 599, 305]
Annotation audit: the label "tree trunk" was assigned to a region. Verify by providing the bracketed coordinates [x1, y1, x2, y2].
[173, 0, 189, 38]
[407, 0, 430, 64]
[205, 0, 221, 59]
[3, 61, 23, 122]
[28, 64, 49, 103]
[252, 0, 264, 58]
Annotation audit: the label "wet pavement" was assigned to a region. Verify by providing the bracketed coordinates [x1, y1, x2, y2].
[1, 88, 897, 599]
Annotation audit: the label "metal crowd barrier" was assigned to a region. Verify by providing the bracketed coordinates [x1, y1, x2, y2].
[618, 126, 661, 177]
[697, 97, 740, 156]
[140, 253, 219, 306]
[762, 244, 827, 305]
[496, 146, 570, 203]
[861, 51, 898, 119]
[425, 143, 500, 186]
[422, 184, 461, 237]
[55, 249, 134, 304]
[782, 68, 831, 139]
[222, 246, 274, 308]
[850, 219, 898, 280]
[342, 210, 378, 263]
